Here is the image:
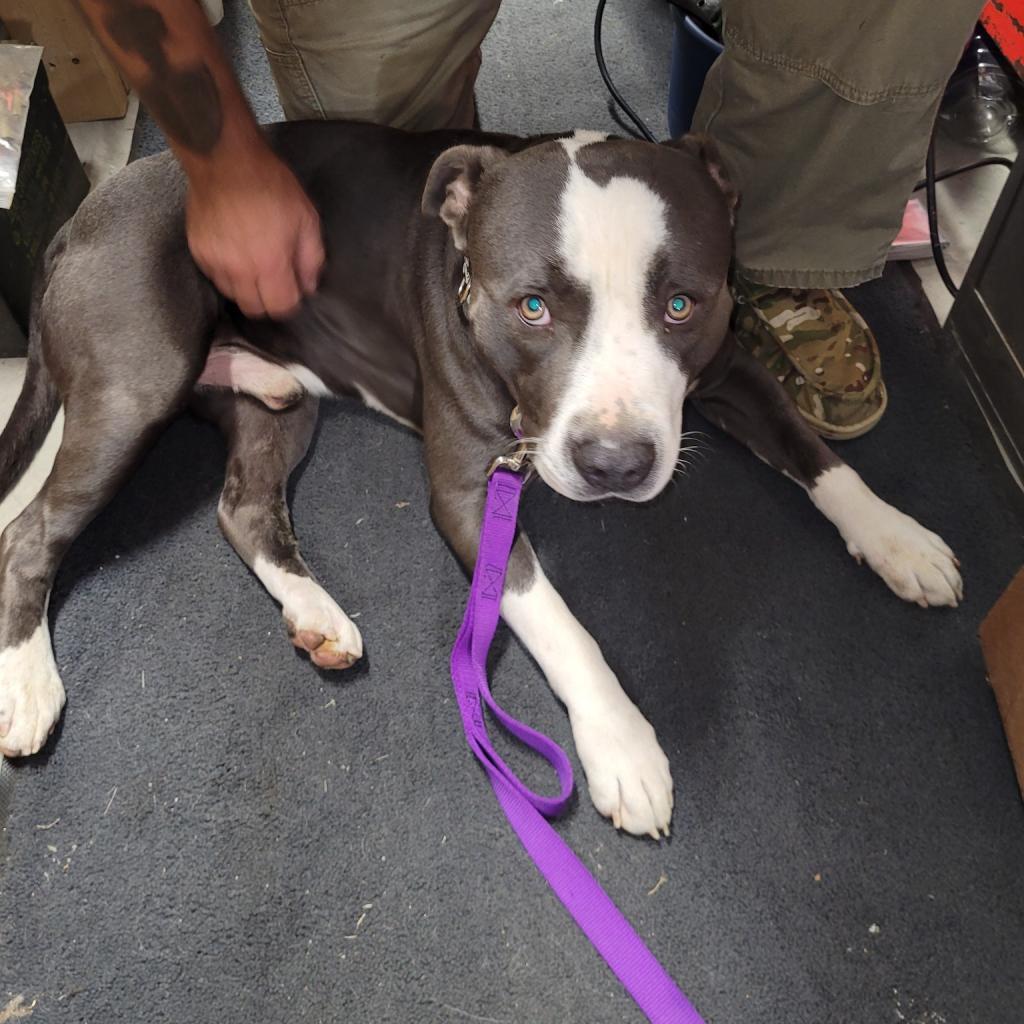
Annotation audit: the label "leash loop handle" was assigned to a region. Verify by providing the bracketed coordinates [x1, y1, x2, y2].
[452, 470, 574, 816]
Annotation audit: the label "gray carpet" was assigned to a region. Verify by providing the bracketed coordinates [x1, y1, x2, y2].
[4, 3, 1024, 1022]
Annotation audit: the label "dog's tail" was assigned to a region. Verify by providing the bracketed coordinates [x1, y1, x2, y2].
[0, 237, 62, 508]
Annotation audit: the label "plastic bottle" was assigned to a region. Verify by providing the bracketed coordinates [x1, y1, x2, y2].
[939, 27, 1019, 145]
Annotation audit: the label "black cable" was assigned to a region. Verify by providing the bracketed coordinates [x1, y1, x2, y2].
[605, 97, 646, 140]
[594, 0, 657, 143]
[924, 136, 960, 298]
[914, 155, 1014, 191]
[917, 152, 1014, 299]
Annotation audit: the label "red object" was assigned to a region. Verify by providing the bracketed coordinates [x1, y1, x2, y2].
[983, 0, 1024, 78]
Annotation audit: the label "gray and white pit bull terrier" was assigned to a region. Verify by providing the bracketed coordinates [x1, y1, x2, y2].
[0, 123, 961, 837]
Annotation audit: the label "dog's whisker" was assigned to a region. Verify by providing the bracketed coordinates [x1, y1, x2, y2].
[677, 440, 711, 464]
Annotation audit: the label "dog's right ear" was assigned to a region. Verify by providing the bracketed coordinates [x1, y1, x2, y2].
[422, 145, 506, 251]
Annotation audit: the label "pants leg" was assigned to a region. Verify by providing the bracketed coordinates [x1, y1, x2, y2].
[692, 0, 986, 288]
[247, 0, 502, 130]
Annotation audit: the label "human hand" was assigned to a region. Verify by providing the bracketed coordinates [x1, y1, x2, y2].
[186, 148, 324, 319]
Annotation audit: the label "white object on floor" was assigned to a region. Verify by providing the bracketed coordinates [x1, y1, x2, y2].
[67, 94, 140, 189]
[0, 359, 63, 535]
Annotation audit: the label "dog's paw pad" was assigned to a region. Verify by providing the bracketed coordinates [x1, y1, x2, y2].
[0, 625, 66, 758]
[572, 702, 673, 839]
[291, 630, 361, 670]
[283, 586, 363, 671]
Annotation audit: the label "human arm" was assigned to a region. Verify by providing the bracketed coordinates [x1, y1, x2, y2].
[76, 0, 324, 317]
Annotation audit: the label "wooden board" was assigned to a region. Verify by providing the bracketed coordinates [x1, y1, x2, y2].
[1, 0, 129, 122]
[980, 567, 1024, 799]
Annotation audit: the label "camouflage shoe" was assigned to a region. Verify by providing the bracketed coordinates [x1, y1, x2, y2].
[732, 280, 888, 440]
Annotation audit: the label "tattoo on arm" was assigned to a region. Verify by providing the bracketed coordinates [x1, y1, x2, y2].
[95, 0, 224, 155]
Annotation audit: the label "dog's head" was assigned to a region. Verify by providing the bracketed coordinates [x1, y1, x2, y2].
[423, 131, 736, 502]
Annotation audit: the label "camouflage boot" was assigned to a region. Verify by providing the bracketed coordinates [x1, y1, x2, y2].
[732, 280, 887, 441]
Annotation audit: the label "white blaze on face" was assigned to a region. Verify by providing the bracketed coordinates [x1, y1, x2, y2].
[537, 141, 686, 500]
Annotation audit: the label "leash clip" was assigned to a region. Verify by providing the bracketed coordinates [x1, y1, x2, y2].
[488, 445, 531, 478]
[487, 405, 531, 478]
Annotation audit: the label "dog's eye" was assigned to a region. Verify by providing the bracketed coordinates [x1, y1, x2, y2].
[665, 294, 694, 324]
[518, 295, 550, 325]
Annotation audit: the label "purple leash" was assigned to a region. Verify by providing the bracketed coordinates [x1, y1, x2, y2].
[449, 453, 706, 1023]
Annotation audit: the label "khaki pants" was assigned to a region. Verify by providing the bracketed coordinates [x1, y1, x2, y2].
[693, 0, 985, 287]
[248, 0, 983, 288]
[247, 0, 500, 130]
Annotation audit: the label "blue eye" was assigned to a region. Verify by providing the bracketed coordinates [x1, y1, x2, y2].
[665, 294, 694, 323]
[518, 295, 550, 324]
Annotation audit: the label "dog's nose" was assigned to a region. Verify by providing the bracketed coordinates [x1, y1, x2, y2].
[571, 436, 656, 493]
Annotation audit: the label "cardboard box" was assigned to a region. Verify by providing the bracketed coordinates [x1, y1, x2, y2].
[1, 0, 129, 122]
[0, 44, 90, 340]
[980, 566, 1024, 798]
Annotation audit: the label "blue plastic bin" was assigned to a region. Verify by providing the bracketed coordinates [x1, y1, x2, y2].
[667, 10, 724, 138]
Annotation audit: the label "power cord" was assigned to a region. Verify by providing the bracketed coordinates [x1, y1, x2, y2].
[921, 145, 1015, 298]
[924, 138, 961, 298]
[914, 154, 1015, 190]
[594, 0, 657, 143]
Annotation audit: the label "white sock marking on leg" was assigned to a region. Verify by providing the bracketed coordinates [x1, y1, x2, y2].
[501, 567, 672, 837]
[252, 555, 362, 658]
[0, 613, 66, 757]
[809, 464, 961, 607]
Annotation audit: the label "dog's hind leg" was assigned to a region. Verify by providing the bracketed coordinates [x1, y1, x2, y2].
[0, 364, 196, 757]
[193, 390, 362, 670]
[0, 150, 221, 756]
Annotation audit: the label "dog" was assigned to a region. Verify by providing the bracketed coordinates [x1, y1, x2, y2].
[0, 122, 961, 837]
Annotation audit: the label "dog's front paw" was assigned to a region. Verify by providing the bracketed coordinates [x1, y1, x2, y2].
[846, 502, 962, 608]
[571, 700, 673, 839]
[0, 624, 66, 757]
[281, 579, 363, 670]
[811, 466, 962, 608]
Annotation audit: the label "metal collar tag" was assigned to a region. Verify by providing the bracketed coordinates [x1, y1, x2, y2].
[458, 256, 472, 308]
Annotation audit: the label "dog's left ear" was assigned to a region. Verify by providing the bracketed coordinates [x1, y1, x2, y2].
[669, 133, 738, 220]
[422, 144, 507, 251]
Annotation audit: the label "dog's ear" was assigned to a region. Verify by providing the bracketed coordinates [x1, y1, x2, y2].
[669, 133, 738, 220]
[422, 144, 506, 250]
